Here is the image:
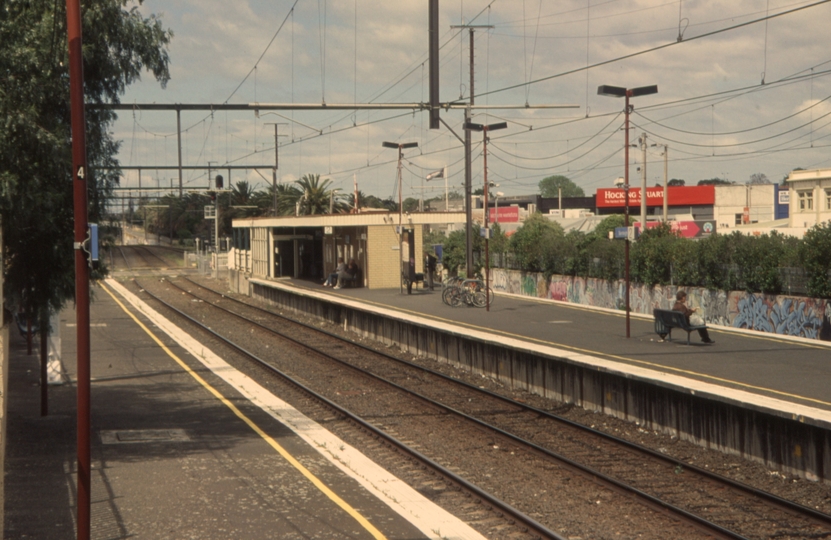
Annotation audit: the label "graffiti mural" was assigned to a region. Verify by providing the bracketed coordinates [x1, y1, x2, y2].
[496, 267, 831, 342]
[729, 293, 830, 340]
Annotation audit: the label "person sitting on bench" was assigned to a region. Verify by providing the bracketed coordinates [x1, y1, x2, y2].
[334, 259, 359, 289]
[324, 258, 345, 287]
[672, 290, 714, 344]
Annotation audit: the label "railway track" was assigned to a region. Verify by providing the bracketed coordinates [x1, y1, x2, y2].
[132, 276, 831, 540]
[116, 245, 180, 271]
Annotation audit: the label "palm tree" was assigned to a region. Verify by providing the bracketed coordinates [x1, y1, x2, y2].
[231, 180, 258, 206]
[292, 174, 349, 215]
[253, 182, 304, 216]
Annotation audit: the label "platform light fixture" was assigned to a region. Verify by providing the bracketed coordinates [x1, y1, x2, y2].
[463, 121, 507, 311]
[598, 84, 658, 338]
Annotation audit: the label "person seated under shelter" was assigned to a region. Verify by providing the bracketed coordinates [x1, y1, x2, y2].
[334, 259, 359, 289]
[323, 258, 345, 287]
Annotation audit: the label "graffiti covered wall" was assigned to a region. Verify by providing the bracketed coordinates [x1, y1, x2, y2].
[491, 268, 831, 342]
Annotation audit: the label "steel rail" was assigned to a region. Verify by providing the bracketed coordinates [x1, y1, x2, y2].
[134, 281, 565, 540]
[166, 278, 752, 539]
[182, 276, 831, 532]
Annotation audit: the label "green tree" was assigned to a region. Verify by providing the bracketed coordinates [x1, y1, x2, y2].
[538, 175, 585, 198]
[799, 222, 831, 297]
[347, 190, 388, 211]
[668, 178, 685, 186]
[509, 213, 566, 273]
[402, 197, 420, 213]
[288, 174, 348, 215]
[697, 178, 733, 186]
[439, 229, 480, 277]
[0, 0, 171, 327]
[592, 214, 625, 240]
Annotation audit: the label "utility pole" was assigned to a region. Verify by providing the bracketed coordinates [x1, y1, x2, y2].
[662, 144, 669, 221]
[265, 123, 286, 216]
[640, 133, 648, 231]
[451, 24, 493, 277]
[176, 109, 183, 197]
[65, 0, 92, 537]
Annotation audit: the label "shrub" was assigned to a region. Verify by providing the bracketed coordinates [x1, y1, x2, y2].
[509, 214, 565, 273]
[631, 223, 677, 285]
[799, 221, 831, 298]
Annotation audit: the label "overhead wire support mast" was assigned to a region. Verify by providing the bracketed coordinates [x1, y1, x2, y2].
[449, 23, 494, 279]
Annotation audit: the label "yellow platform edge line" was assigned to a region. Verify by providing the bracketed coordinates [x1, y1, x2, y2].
[100, 283, 387, 540]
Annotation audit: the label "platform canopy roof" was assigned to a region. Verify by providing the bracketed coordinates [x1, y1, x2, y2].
[233, 211, 469, 229]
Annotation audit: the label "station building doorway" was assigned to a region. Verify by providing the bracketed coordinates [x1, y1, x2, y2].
[272, 231, 323, 280]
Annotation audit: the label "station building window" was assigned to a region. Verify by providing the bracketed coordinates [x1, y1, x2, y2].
[826, 189, 831, 210]
[798, 190, 813, 211]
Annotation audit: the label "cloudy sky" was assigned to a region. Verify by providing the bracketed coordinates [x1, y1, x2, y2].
[112, 0, 831, 202]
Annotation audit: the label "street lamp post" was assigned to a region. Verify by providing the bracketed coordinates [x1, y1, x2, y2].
[597, 84, 658, 338]
[382, 141, 419, 294]
[464, 121, 507, 312]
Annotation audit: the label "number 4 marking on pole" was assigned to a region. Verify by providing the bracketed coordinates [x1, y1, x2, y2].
[77, 166, 85, 179]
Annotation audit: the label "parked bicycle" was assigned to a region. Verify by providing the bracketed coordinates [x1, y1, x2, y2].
[441, 278, 493, 308]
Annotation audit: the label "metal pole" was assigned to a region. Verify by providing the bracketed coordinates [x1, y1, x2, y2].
[483, 129, 491, 312]
[624, 93, 632, 339]
[273, 124, 279, 215]
[663, 145, 668, 222]
[444, 166, 448, 210]
[465, 27, 476, 278]
[464, 107, 473, 278]
[640, 133, 648, 231]
[65, 0, 91, 536]
[176, 109, 183, 197]
[272, 169, 278, 216]
[398, 147, 404, 294]
[215, 188, 220, 278]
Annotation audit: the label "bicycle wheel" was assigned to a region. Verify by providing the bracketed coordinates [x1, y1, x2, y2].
[485, 287, 495, 305]
[442, 286, 458, 306]
[446, 287, 464, 307]
[471, 290, 488, 308]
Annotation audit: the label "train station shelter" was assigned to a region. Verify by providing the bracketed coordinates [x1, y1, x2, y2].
[229, 211, 468, 291]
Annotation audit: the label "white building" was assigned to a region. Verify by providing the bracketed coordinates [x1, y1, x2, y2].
[713, 184, 778, 231]
[786, 168, 831, 229]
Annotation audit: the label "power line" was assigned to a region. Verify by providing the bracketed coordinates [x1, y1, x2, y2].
[470, 0, 831, 102]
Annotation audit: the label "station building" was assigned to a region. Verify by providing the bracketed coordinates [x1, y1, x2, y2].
[229, 211, 467, 292]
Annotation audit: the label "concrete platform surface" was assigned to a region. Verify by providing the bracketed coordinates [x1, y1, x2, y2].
[286, 278, 831, 415]
[3, 282, 486, 540]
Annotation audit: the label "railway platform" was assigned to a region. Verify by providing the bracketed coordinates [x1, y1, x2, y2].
[2, 281, 486, 539]
[245, 276, 831, 483]
[280, 277, 831, 414]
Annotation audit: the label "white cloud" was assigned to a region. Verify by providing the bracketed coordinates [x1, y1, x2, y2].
[113, 0, 831, 198]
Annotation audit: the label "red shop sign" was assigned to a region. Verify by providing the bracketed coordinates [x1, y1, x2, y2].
[596, 185, 715, 208]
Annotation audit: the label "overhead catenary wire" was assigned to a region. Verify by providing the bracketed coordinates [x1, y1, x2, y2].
[468, 0, 831, 102]
[117, 0, 831, 200]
